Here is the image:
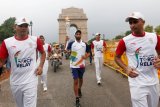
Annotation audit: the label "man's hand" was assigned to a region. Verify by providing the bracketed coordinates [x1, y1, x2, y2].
[125, 67, 139, 78]
[153, 57, 160, 69]
[81, 55, 87, 60]
[35, 66, 43, 76]
[0, 59, 5, 68]
[92, 53, 94, 57]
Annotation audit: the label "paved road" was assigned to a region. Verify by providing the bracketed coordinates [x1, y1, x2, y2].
[0, 58, 159, 107]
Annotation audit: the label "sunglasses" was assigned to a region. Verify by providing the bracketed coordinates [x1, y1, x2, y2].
[18, 24, 28, 28]
[129, 20, 139, 25]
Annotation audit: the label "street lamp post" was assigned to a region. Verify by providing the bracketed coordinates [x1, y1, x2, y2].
[30, 21, 33, 36]
[103, 34, 105, 40]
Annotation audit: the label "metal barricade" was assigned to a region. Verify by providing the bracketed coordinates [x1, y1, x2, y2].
[103, 40, 160, 78]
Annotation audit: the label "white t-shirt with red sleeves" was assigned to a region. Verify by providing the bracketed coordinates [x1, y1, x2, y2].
[0, 35, 44, 85]
[91, 40, 106, 57]
[39, 43, 51, 58]
[116, 32, 160, 86]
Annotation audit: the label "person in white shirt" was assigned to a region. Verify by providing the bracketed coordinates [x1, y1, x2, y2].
[67, 30, 90, 107]
[115, 12, 160, 107]
[0, 17, 46, 107]
[91, 33, 106, 85]
[38, 35, 51, 92]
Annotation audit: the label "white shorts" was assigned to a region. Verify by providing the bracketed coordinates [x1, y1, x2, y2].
[11, 81, 38, 107]
[130, 84, 159, 107]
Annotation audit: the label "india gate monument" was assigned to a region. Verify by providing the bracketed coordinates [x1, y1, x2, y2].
[58, 7, 88, 44]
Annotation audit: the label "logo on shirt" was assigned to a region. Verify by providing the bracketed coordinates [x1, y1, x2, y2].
[95, 45, 102, 51]
[135, 47, 154, 67]
[70, 51, 78, 63]
[70, 51, 84, 67]
[135, 47, 142, 68]
[139, 55, 154, 67]
[14, 51, 33, 68]
[130, 42, 136, 45]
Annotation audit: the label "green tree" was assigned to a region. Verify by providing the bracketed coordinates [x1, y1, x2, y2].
[144, 25, 153, 32]
[113, 35, 124, 40]
[154, 25, 160, 35]
[87, 37, 95, 45]
[125, 30, 131, 36]
[0, 17, 16, 42]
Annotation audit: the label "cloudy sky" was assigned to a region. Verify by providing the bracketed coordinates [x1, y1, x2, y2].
[0, 0, 160, 43]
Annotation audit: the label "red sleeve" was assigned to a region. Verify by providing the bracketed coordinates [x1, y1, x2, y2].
[103, 41, 107, 47]
[0, 41, 8, 59]
[48, 45, 52, 52]
[37, 38, 44, 53]
[156, 35, 160, 51]
[91, 42, 94, 49]
[115, 39, 126, 55]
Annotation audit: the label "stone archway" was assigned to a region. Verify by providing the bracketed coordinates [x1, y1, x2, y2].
[57, 7, 88, 44]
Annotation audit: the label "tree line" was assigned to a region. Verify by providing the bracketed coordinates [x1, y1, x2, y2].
[0, 17, 160, 43]
[0, 17, 16, 43]
[113, 25, 160, 40]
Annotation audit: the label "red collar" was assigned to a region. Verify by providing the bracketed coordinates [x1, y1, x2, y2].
[132, 32, 145, 37]
[14, 35, 29, 41]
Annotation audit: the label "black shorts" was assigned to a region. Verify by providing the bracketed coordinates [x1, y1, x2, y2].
[71, 68, 85, 79]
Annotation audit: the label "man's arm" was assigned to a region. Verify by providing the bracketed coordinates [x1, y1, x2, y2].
[91, 42, 94, 56]
[82, 44, 90, 59]
[66, 41, 73, 54]
[0, 59, 6, 67]
[153, 35, 160, 69]
[115, 54, 128, 71]
[115, 39, 138, 78]
[102, 40, 107, 52]
[36, 38, 46, 75]
[39, 51, 46, 67]
[0, 41, 8, 67]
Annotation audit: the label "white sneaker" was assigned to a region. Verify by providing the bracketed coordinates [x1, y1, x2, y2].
[43, 87, 47, 92]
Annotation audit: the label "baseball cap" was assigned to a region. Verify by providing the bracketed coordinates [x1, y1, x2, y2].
[125, 12, 144, 22]
[16, 17, 30, 25]
[95, 33, 101, 36]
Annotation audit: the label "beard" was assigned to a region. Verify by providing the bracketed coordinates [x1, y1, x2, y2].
[75, 37, 81, 41]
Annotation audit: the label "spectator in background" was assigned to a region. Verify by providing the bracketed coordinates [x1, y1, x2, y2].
[91, 33, 107, 85]
[38, 35, 51, 92]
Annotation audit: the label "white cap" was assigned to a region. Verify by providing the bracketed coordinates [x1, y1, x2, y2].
[16, 17, 30, 25]
[95, 33, 101, 36]
[125, 12, 144, 22]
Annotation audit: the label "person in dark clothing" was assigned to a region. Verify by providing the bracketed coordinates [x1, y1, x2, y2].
[0, 67, 3, 75]
[88, 44, 93, 64]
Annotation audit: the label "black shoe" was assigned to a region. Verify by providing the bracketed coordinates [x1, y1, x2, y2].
[76, 98, 81, 107]
[97, 82, 101, 86]
[78, 88, 82, 98]
[60, 62, 62, 65]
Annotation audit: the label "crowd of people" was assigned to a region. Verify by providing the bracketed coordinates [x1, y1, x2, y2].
[0, 11, 160, 107]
